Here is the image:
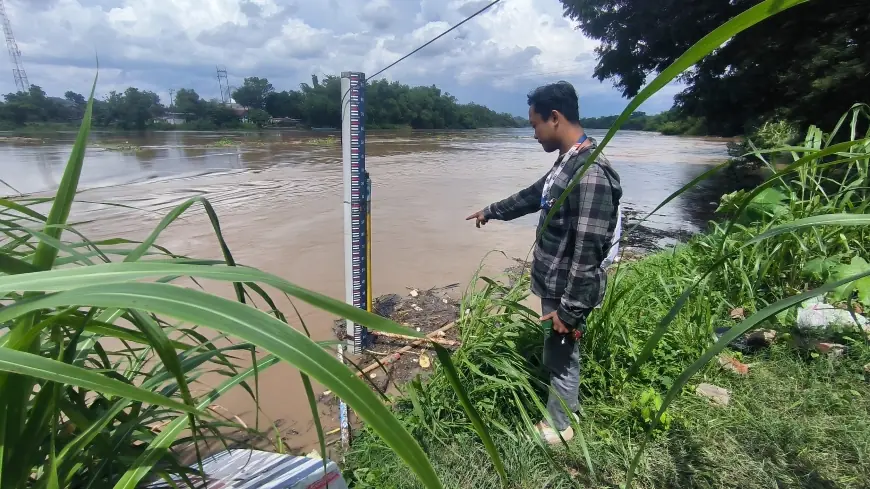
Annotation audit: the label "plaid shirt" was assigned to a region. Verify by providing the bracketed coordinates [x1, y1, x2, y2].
[484, 139, 622, 328]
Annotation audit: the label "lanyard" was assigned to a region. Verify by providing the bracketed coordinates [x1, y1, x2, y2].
[541, 135, 591, 210]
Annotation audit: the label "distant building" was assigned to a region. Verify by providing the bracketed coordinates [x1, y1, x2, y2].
[155, 112, 187, 125]
[269, 117, 302, 127]
[225, 103, 248, 117]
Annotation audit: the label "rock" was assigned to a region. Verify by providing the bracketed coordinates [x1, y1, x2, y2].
[746, 329, 777, 347]
[730, 307, 746, 320]
[696, 383, 730, 406]
[815, 342, 846, 356]
[419, 355, 431, 369]
[717, 354, 749, 375]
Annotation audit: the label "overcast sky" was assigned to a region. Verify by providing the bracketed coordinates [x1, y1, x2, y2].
[7, 0, 680, 117]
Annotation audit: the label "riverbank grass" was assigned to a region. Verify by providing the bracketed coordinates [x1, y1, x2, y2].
[345, 247, 870, 489]
[348, 349, 870, 489]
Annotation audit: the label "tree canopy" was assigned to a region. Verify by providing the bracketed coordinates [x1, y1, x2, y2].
[1, 75, 523, 131]
[231, 77, 274, 109]
[560, 0, 870, 135]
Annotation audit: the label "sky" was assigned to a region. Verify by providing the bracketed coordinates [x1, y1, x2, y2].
[6, 0, 681, 117]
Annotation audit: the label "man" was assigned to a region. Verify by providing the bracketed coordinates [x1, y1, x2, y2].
[466, 81, 622, 444]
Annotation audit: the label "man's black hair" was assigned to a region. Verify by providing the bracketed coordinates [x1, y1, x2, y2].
[527, 81, 580, 123]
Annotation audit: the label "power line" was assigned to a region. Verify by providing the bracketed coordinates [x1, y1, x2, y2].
[342, 0, 503, 107]
[368, 0, 502, 81]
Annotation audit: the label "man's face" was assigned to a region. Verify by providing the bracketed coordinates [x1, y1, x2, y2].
[529, 106, 560, 153]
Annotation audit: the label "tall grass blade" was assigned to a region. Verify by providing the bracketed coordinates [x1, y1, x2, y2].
[31, 74, 96, 270]
[433, 344, 507, 486]
[630, 212, 870, 374]
[125, 197, 244, 302]
[111, 355, 280, 489]
[0, 348, 201, 415]
[625, 268, 870, 487]
[718, 139, 870, 252]
[0, 283, 444, 489]
[1, 74, 98, 487]
[0, 262, 424, 339]
[0, 255, 38, 275]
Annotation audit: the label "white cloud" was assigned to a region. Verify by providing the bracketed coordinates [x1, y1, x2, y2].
[0, 0, 678, 115]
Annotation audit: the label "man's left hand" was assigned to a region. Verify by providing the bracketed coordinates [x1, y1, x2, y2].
[540, 311, 570, 334]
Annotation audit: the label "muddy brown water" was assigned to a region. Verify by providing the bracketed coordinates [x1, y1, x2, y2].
[3, 128, 738, 451]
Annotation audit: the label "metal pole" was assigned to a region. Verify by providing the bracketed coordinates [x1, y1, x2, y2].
[339, 72, 368, 451]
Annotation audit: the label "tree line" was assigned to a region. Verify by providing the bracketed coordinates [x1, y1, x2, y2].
[0, 75, 524, 132]
[560, 0, 869, 137]
[230, 75, 525, 130]
[579, 110, 707, 136]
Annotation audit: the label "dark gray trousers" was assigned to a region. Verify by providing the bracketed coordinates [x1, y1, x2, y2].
[541, 298, 581, 431]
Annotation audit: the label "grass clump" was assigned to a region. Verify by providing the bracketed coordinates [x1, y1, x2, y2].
[303, 135, 339, 146]
[98, 141, 144, 152]
[346, 249, 870, 489]
[210, 136, 239, 147]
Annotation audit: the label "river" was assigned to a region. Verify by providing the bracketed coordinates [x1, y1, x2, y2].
[2, 128, 736, 450]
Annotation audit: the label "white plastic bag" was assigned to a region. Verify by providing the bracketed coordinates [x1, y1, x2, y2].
[796, 296, 868, 332]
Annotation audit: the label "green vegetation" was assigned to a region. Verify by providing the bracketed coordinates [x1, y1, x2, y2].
[97, 141, 145, 152]
[0, 75, 523, 133]
[248, 74, 524, 130]
[345, 105, 870, 488]
[580, 109, 708, 136]
[2, 2, 868, 489]
[562, 0, 869, 136]
[210, 137, 239, 147]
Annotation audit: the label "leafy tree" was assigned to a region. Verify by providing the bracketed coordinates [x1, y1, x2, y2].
[174, 88, 202, 120]
[265, 90, 304, 118]
[203, 102, 242, 129]
[248, 108, 271, 128]
[102, 88, 163, 130]
[231, 77, 274, 109]
[560, 0, 870, 135]
[64, 91, 86, 106]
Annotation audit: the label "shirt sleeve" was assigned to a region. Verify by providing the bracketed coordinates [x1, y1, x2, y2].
[483, 175, 546, 222]
[557, 165, 616, 328]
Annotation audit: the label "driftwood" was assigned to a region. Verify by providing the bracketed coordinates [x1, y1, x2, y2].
[371, 331, 459, 347]
[354, 322, 456, 378]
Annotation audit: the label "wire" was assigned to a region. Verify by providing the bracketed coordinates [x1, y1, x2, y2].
[341, 0, 502, 110]
[368, 0, 503, 81]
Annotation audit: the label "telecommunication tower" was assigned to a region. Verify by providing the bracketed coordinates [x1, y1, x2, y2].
[0, 0, 29, 92]
[216, 66, 230, 104]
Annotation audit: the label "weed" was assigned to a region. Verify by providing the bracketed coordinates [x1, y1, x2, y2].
[210, 136, 238, 147]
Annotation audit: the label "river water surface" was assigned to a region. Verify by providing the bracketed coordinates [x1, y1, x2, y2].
[3, 128, 734, 449]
